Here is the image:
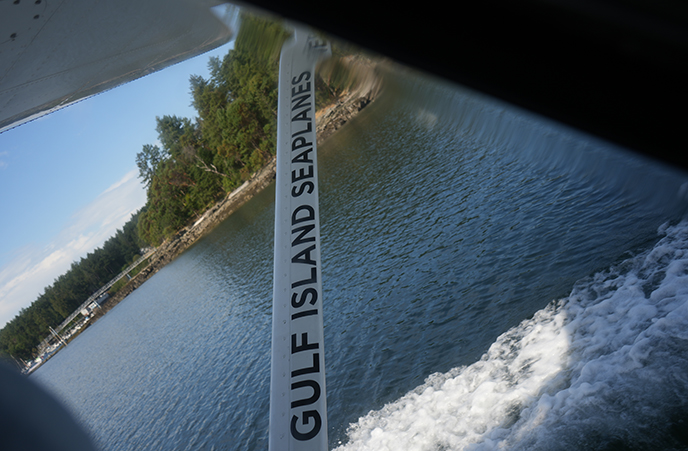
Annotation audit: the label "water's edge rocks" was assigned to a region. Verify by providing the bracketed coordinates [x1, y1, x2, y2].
[92, 57, 382, 320]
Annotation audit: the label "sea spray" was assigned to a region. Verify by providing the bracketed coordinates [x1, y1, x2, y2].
[335, 221, 688, 451]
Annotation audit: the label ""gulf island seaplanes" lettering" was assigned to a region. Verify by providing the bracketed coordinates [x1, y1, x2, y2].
[288, 69, 323, 442]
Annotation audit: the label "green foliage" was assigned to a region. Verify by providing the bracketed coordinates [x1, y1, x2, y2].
[0, 12, 368, 363]
[107, 257, 147, 296]
[135, 13, 359, 248]
[136, 144, 164, 188]
[0, 211, 145, 361]
[136, 13, 286, 246]
[233, 14, 290, 63]
[108, 277, 128, 296]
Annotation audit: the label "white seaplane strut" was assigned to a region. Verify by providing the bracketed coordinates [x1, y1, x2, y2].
[270, 30, 331, 451]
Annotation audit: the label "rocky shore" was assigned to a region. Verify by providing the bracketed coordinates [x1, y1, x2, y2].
[92, 57, 382, 321]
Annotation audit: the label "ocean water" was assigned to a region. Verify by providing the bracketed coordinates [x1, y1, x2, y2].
[31, 68, 688, 450]
[335, 220, 688, 450]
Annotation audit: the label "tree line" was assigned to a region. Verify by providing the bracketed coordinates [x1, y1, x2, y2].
[0, 213, 145, 362]
[135, 14, 345, 246]
[1, 13, 357, 364]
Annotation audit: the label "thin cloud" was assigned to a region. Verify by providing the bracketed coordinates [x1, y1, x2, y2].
[103, 168, 137, 194]
[0, 169, 146, 327]
[0, 151, 8, 169]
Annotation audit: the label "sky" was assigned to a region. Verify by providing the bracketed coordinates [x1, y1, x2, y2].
[0, 37, 236, 328]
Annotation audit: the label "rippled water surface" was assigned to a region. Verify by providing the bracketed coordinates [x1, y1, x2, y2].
[33, 69, 688, 450]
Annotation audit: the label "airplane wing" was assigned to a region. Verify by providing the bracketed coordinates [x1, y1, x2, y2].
[0, 0, 233, 132]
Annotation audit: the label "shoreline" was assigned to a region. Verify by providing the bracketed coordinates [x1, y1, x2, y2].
[89, 57, 382, 323]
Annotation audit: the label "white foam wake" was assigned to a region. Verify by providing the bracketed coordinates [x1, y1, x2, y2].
[335, 221, 688, 451]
